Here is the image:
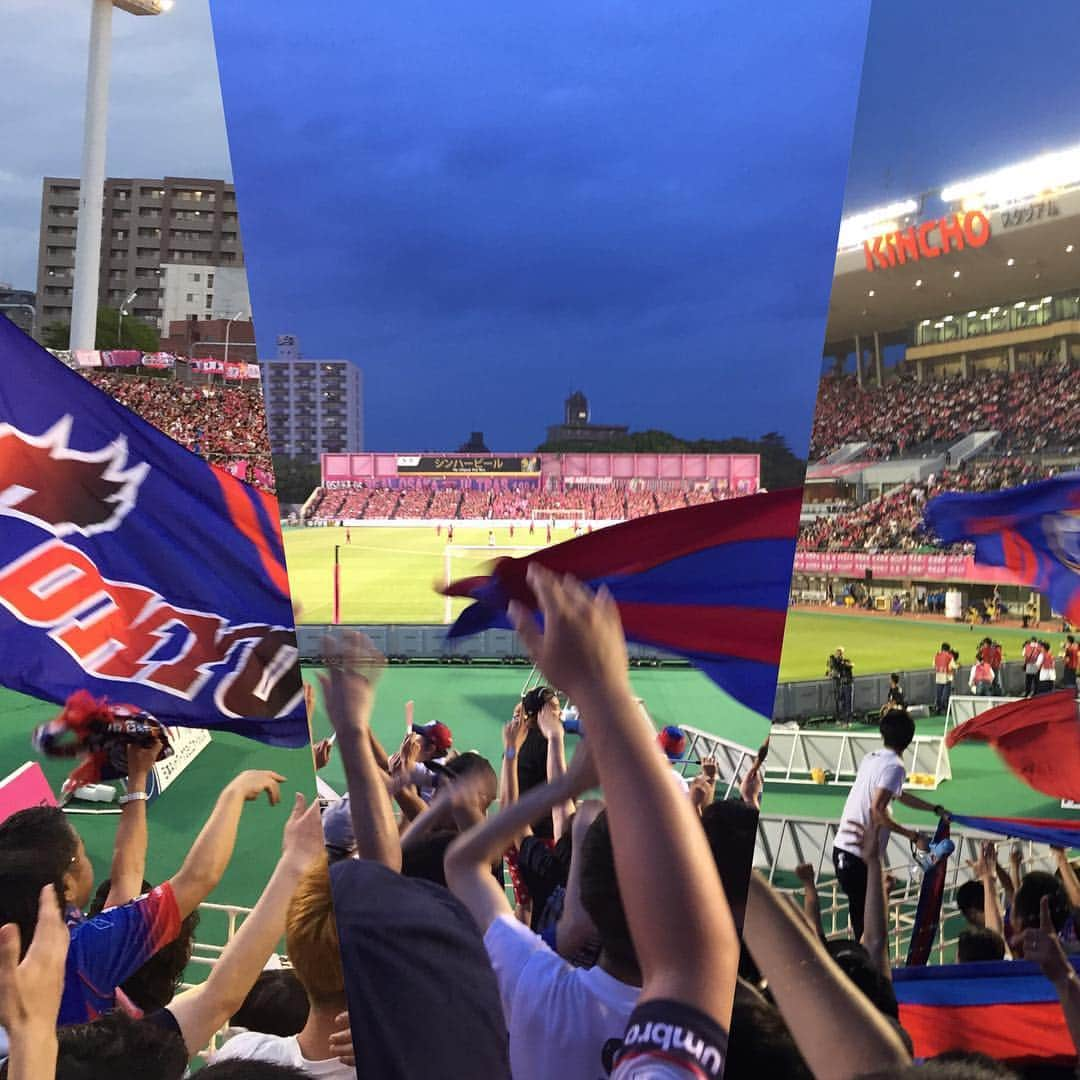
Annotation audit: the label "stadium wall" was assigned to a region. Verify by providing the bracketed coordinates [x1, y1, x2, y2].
[794, 550, 1026, 585]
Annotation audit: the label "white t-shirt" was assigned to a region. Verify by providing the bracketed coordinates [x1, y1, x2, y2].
[834, 748, 906, 859]
[211, 1031, 356, 1078]
[484, 912, 640, 1080]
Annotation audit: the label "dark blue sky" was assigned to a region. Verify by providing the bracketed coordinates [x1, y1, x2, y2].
[212, 1, 871, 455]
[845, 0, 1080, 215]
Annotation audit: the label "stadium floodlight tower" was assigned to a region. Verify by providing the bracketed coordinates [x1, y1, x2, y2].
[69, 0, 173, 353]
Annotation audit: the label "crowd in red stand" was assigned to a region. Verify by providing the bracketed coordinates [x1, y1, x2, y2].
[798, 461, 1057, 553]
[810, 368, 1080, 461]
[82, 370, 274, 491]
[307, 481, 735, 522]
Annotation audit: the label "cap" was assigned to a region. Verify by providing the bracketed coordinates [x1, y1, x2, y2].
[412, 721, 453, 753]
[321, 797, 356, 855]
[657, 725, 688, 761]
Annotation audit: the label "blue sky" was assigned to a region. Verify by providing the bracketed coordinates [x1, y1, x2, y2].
[211, 0, 871, 455]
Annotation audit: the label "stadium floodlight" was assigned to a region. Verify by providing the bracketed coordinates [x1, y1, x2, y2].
[941, 142, 1080, 207]
[69, 0, 172, 353]
[836, 198, 919, 251]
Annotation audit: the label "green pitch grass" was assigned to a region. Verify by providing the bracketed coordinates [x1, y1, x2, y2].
[284, 526, 1046, 680]
[778, 610, 1039, 682]
[284, 524, 550, 623]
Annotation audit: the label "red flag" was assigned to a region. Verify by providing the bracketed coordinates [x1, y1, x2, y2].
[946, 691, 1080, 800]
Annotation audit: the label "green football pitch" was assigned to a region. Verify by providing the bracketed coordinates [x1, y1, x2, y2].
[283, 525, 1049, 680]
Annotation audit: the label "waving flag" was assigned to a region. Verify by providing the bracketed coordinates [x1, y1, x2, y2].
[894, 957, 1080, 1064]
[946, 691, 1080, 801]
[441, 489, 801, 717]
[0, 319, 305, 746]
[906, 817, 952, 967]
[947, 814, 1080, 850]
[924, 473, 1080, 622]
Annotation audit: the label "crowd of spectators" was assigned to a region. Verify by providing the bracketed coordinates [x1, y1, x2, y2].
[81, 370, 273, 492]
[2, 573, 1078, 1078]
[811, 367, 1080, 461]
[798, 461, 1058, 553]
[306, 481, 737, 523]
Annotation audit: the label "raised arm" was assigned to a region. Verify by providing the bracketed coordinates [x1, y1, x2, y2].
[499, 710, 526, 812]
[857, 815, 892, 979]
[0, 886, 68, 1080]
[169, 770, 285, 918]
[320, 631, 401, 871]
[744, 871, 911, 1079]
[1024, 895, 1080, 1055]
[104, 737, 164, 909]
[445, 739, 597, 933]
[167, 795, 325, 1057]
[1054, 848, 1080, 909]
[971, 841, 1007, 946]
[793, 864, 826, 942]
[538, 706, 573, 841]
[510, 566, 738, 1023]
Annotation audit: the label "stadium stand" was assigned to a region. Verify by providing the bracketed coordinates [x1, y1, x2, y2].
[81, 370, 273, 491]
[810, 367, 1080, 461]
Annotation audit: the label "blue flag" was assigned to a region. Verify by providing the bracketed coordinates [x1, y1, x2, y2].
[0, 319, 306, 746]
[442, 489, 801, 718]
[925, 473, 1080, 625]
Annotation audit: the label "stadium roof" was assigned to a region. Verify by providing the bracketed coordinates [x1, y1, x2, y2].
[826, 145, 1080, 347]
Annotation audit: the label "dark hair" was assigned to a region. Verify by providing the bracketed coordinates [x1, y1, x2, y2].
[521, 686, 557, 721]
[700, 799, 758, 932]
[231, 969, 310, 1036]
[0, 807, 80, 956]
[879, 710, 916, 753]
[824, 938, 898, 1019]
[199, 1063, 311, 1079]
[442, 751, 496, 784]
[402, 829, 459, 888]
[941, 642, 950, 651]
[955, 880, 985, 921]
[890, 673, 900, 684]
[90, 879, 199, 1011]
[1014, 871, 1072, 933]
[578, 810, 638, 973]
[726, 979, 813, 1079]
[52, 1011, 188, 1080]
[957, 928, 1006, 963]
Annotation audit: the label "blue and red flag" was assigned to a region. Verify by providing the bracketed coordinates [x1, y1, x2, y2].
[946, 690, 1080, 801]
[947, 814, 1080, 850]
[441, 489, 801, 718]
[0, 318, 306, 746]
[906, 817, 951, 967]
[893, 957, 1080, 1064]
[924, 473, 1080, 623]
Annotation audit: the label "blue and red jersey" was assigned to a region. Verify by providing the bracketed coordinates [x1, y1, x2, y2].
[59, 882, 181, 1026]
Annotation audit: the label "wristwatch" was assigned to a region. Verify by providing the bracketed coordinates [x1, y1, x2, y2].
[119, 791, 148, 805]
[503, 748, 517, 761]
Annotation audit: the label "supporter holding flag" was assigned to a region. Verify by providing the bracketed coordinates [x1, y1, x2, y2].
[1024, 636, 1042, 698]
[0, 755, 285, 1027]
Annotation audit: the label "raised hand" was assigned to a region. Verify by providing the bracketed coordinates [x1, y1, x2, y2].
[126, 732, 164, 782]
[794, 863, 816, 888]
[503, 711, 527, 752]
[1023, 894, 1072, 985]
[0, 885, 69, 1035]
[508, 565, 629, 706]
[230, 769, 286, 806]
[739, 763, 763, 810]
[312, 738, 334, 771]
[281, 793, 326, 871]
[319, 631, 386, 741]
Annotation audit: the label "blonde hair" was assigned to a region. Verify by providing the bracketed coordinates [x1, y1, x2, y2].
[286, 859, 344, 1005]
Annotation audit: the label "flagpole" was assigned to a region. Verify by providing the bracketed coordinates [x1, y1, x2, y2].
[333, 544, 341, 625]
